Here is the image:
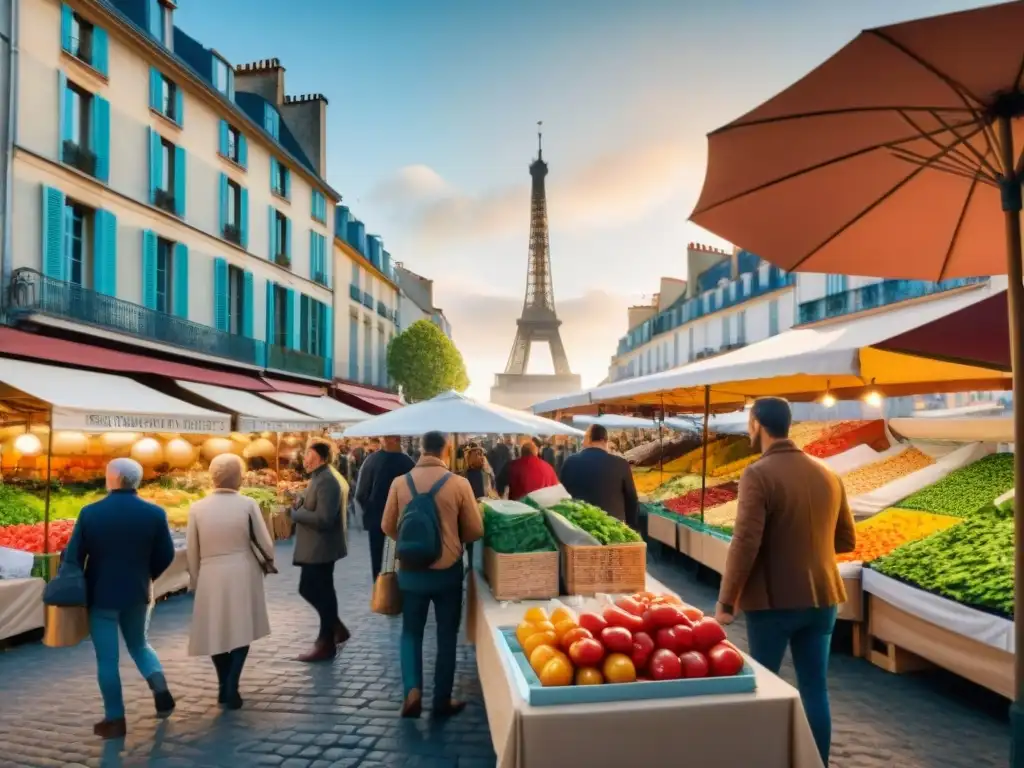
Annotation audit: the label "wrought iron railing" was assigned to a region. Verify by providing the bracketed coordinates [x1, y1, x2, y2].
[312, 271, 328, 287]
[62, 141, 96, 176]
[7, 268, 263, 365]
[153, 188, 176, 215]
[223, 223, 242, 246]
[267, 344, 324, 379]
[797, 277, 988, 325]
[273, 253, 291, 269]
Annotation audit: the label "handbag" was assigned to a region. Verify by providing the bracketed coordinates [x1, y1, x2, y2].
[370, 537, 402, 616]
[249, 516, 278, 575]
[42, 558, 87, 608]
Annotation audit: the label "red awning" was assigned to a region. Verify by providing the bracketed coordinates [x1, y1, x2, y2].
[0, 328, 268, 390]
[334, 382, 403, 414]
[261, 376, 327, 397]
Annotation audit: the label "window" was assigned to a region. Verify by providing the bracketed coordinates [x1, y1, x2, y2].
[272, 158, 290, 198]
[148, 0, 171, 46]
[273, 211, 289, 265]
[226, 179, 241, 227]
[348, 312, 359, 379]
[737, 310, 746, 345]
[64, 199, 89, 287]
[312, 191, 327, 223]
[769, 299, 779, 336]
[159, 137, 174, 193]
[363, 318, 373, 385]
[227, 125, 241, 163]
[228, 265, 245, 335]
[150, 68, 181, 124]
[264, 104, 280, 139]
[378, 326, 386, 386]
[301, 296, 322, 355]
[826, 274, 847, 296]
[161, 77, 177, 121]
[688, 327, 695, 362]
[722, 314, 730, 345]
[67, 11, 94, 64]
[212, 55, 233, 97]
[64, 81, 91, 150]
[273, 285, 288, 347]
[155, 237, 174, 314]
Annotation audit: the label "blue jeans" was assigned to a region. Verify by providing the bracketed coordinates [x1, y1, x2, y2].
[88, 604, 164, 720]
[398, 563, 464, 706]
[745, 605, 838, 765]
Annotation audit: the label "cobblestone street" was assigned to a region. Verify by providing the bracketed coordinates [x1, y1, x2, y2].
[0, 533, 1011, 767]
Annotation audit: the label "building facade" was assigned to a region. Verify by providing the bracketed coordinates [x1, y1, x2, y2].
[394, 263, 452, 339]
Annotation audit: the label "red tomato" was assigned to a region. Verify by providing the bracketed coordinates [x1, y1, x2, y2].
[614, 596, 645, 617]
[578, 612, 609, 636]
[707, 643, 744, 677]
[673, 624, 695, 652]
[631, 631, 655, 672]
[640, 610, 658, 634]
[681, 606, 704, 623]
[655, 627, 680, 653]
[569, 638, 605, 667]
[600, 626, 633, 654]
[692, 618, 728, 652]
[603, 605, 645, 633]
[647, 603, 684, 629]
[679, 651, 710, 678]
[560, 627, 593, 652]
[649, 649, 683, 680]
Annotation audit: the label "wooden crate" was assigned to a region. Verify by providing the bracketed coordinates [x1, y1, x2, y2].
[701, 533, 729, 574]
[646, 514, 677, 549]
[677, 524, 694, 558]
[272, 513, 294, 541]
[837, 573, 864, 623]
[561, 541, 647, 596]
[483, 547, 559, 602]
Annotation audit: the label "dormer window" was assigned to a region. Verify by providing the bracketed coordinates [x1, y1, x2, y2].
[212, 54, 234, 98]
[264, 103, 280, 139]
[148, 0, 172, 48]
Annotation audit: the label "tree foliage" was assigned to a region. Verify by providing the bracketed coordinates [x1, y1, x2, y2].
[387, 319, 469, 402]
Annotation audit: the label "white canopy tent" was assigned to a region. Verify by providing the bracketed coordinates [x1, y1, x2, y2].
[571, 414, 659, 430]
[0, 358, 230, 433]
[263, 391, 369, 428]
[664, 410, 750, 435]
[532, 391, 593, 414]
[342, 391, 584, 438]
[175, 381, 328, 433]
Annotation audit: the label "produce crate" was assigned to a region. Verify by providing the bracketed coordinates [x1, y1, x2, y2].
[561, 541, 646, 596]
[646, 513, 677, 549]
[270, 506, 294, 540]
[496, 626, 756, 705]
[482, 546, 559, 601]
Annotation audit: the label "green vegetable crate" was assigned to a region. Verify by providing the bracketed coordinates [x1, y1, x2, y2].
[483, 547, 559, 602]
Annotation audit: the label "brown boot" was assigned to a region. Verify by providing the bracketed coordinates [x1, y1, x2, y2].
[432, 699, 467, 719]
[93, 718, 127, 739]
[333, 619, 351, 645]
[297, 639, 336, 663]
[400, 688, 422, 719]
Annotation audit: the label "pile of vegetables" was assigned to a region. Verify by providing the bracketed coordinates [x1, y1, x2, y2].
[839, 448, 934, 497]
[708, 454, 760, 480]
[632, 471, 681, 496]
[662, 484, 738, 517]
[648, 474, 707, 501]
[871, 504, 1013, 618]
[0, 484, 44, 526]
[897, 453, 1015, 517]
[241, 487, 280, 514]
[835, 508, 961, 564]
[0, 519, 76, 554]
[483, 501, 557, 554]
[549, 500, 642, 544]
[804, 419, 887, 459]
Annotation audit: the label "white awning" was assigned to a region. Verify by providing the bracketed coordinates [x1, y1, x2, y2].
[175, 381, 327, 433]
[0, 358, 230, 433]
[572, 414, 659, 430]
[532, 391, 592, 414]
[263, 392, 369, 427]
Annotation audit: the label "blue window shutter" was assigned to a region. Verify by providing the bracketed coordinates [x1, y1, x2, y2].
[242, 270, 254, 337]
[174, 86, 183, 125]
[148, 127, 161, 203]
[57, 71, 69, 151]
[60, 5, 73, 51]
[268, 205, 276, 258]
[270, 157, 277, 194]
[172, 243, 189, 318]
[285, 288, 296, 349]
[311, 191, 318, 220]
[240, 186, 249, 248]
[284, 216, 291, 259]
[309, 230, 315, 277]
[238, 134, 248, 168]
[322, 302, 333, 378]
[218, 120, 228, 157]
[218, 172, 227, 234]
[149, 67, 160, 111]
[141, 229, 157, 309]
[41, 185, 66, 281]
[283, 167, 290, 199]
[92, 209, 117, 296]
[91, 94, 111, 182]
[92, 27, 109, 77]
[213, 256, 228, 330]
[174, 146, 186, 217]
[265, 280, 276, 346]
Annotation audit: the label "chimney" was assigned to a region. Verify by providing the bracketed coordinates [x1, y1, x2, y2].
[234, 58, 285, 106]
[280, 93, 328, 176]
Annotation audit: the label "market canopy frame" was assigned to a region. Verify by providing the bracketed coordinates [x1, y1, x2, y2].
[175, 381, 329, 433]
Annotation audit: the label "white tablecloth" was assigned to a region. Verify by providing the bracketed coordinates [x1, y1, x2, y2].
[0, 578, 45, 640]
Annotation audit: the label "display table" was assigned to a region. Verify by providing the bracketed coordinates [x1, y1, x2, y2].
[467, 570, 824, 768]
[0, 578, 45, 641]
[153, 548, 190, 600]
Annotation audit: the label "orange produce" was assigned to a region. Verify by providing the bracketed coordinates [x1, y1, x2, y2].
[553, 619, 578, 644]
[560, 627, 593, 651]
[575, 667, 604, 685]
[524, 607, 549, 624]
[602, 653, 637, 684]
[515, 621, 539, 647]
[836, 508, 961, 564]
[550, 606, 576, 626]
[533, 620, 556, 634]
[529, 644, 561, 674]
[522, 631, 557, 658]
[539, 655, 574, 687]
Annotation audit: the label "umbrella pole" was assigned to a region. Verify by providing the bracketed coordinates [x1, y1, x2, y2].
[998, 114, 1024, 767]
[42, 414, 52, 558]
[658, 395, 665, 486]
[699, 386, 710, 524]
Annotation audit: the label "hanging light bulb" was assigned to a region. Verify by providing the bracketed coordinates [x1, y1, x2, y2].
[821, 392, 837, 408]
[14, 431, 42, 456]
[864, 390, 883, 408]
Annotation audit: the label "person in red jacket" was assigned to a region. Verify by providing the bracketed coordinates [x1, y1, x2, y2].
[495, 440, 559, 501]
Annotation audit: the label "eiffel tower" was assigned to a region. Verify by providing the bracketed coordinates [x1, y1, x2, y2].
[490, 124, 581, 410]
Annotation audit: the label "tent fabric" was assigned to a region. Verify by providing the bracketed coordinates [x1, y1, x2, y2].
[0, 358, 230, 433]
[588, 282, 1009, 409]
[342, 391, 584, 438]
[175, 381, 327, 433]
[334, 383, 403, 414]
[260, 377, 326, 397]
[263, 392, 369, 427]
[531, 391, 592, 414]
[571, 415, 659, 430]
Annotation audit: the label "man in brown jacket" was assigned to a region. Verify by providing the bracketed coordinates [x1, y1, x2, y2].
[382, 431, 484, 720]
[716, 397, 856, 766]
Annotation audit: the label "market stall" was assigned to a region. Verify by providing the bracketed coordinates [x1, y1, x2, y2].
[261, 390, 370, 429]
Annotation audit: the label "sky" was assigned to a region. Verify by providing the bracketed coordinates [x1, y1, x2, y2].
[177, 0, 995, 399]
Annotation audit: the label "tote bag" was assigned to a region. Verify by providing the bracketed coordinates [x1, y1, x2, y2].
[370, 538, 402, 616]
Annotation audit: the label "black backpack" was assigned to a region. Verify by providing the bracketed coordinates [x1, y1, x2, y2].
[396, 473, 449, 570]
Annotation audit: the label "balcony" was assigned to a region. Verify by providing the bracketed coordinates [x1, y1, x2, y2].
[153, 188, 176, 215]
[797, 277, 988, 325]
[361, 291, 374, 309]
[62, 141, 96, 177]
[312, 271, 328, 287]
[376, 300, 388, 318]
[349, 284, 361, 302]
[267, 344, 325, 379]
[7, 268, 263, 366]
[273, 253, 291, 270]
[223, 223, 242, 246]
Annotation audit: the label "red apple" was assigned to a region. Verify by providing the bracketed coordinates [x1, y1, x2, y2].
[648, 649, 682, 680]
[600, 626, 633, 654]
[679, 650, 710, 678]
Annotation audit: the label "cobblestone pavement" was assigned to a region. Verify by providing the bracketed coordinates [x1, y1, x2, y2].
[0, 533, 1011, 768]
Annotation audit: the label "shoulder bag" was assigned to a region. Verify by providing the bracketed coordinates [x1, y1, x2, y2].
[371, 536, 402, 616]
[249, 515, 278, 575]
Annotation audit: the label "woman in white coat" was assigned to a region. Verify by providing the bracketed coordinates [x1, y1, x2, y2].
[186, 454, 274, 709]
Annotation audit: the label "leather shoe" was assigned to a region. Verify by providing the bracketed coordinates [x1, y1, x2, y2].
[333, 619, 351, 645]
[400, 688, 422, 719]
[297, 639, 336, 663]
[93, 718, 127, 739]
[432, 699, 467, 719]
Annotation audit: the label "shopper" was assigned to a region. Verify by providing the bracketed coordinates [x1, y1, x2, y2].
[716, 397, 856, 765]
[461, 445, 496, 499]
[63, 458, 176, 739]
[185, 454, 274, 710]
[290, 441, 348, 662]
[560, 424, 639, 529]
[356, 434, 416, 582]
[494, 440, 559, 501]
[382, 431, 484, 719]
[487, 436, 513, 478]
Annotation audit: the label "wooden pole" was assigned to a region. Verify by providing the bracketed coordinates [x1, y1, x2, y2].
[42, 414, 53, 557]
[698, 386, 711, 523]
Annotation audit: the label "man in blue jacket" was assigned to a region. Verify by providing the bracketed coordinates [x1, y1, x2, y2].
[64, 458, 177, 739]
[560, 424, 640, 530]
[355, 435, 415, 582]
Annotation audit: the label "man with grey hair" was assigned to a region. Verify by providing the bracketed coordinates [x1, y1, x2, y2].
[64, 457, 177, 739]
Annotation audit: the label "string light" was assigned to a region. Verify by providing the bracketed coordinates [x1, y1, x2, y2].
[864, 390, 883, 407]
[821, 392, 836, 408]
[13, 431, 42, 456]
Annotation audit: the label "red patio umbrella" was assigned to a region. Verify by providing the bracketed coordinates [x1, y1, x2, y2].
[689, 1, 1024, 760]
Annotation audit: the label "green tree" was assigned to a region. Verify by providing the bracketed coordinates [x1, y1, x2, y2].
[387, 319, 470, 402]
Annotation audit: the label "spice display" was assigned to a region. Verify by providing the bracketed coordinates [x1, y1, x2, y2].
[839, 448, 934, 497]
[632, 471, 681, 496]
[835, 508, 961, 563]
[788, 422, 829, 448]
[662, 484, 738, 516]
[549, 500, 643, 544]
[648, 474, 708, 501]
[708, 454, 760, 480]
[871, 505, 1013, 618]
[896, 453, 1015, 518]
[804, 419, 887, 459]
[483, 500, 557, 554]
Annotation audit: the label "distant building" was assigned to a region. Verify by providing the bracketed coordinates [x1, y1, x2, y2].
[394, 264, 452, 339]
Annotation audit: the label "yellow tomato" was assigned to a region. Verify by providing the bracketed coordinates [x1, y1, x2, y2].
[575, 667, 604, 685]
[530, 644, 560, 674]
[523, 606, 549, 624]
[533, 620, 556, 634]
[522, 631, 557, 659]
[602, 653, 637, 684]
[515, 621, 539, 647]
[550, 606, 576, 626]
[539, 656, 574, 687]
[553, 619, 578, 645]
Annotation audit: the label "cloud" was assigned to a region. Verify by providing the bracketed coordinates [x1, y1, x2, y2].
[371, 137, 696, 246]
